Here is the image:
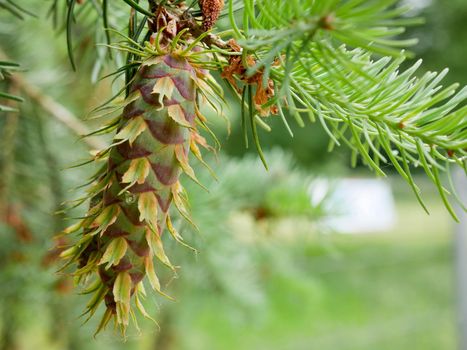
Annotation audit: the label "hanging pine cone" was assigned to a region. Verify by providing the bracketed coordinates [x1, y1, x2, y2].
[61, 51, 215, 334]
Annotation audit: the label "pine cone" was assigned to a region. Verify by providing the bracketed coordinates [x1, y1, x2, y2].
[62, 54, 208, 333]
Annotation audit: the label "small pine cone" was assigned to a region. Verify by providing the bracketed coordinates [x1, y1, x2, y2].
[199, 0, 225, 30]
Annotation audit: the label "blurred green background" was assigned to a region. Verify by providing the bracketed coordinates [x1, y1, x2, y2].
[0, 1, 466, 349]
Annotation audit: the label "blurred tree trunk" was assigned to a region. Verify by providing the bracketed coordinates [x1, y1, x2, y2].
[454, 168, 467, 350]
[0, 304, 18, 350]
[153, 308, 176, 350]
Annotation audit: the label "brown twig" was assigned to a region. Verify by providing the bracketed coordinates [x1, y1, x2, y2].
[0, 50, 106, 150]
[148, 0, 158, 13]
[9, 73, 107, 150]
[181, 15, 229, 49]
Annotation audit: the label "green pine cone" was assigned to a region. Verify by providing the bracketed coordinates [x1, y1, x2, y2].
[62, 53, 210, 333]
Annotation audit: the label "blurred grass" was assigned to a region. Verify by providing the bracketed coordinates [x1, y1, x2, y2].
[8, 178, 456, 350]
[168, 184, 455, 350]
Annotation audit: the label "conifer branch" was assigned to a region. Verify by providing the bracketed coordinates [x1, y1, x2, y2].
[223, 0, 466, 217]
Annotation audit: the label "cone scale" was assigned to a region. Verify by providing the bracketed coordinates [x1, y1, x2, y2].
[62, 53, 206, 332]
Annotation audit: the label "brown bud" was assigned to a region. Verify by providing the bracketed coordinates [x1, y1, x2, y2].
[199, 0, 225, 30]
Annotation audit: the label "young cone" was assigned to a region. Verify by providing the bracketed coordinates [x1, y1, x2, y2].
[62, 53, 210, 333]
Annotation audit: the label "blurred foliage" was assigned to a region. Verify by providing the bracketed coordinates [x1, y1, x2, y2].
[220, 110, 344, 170]
[405, 0, 467, 86]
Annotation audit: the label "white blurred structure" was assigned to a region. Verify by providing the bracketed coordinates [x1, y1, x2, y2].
[309, 178, 396, 234]
[401, 0, 433, 13]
